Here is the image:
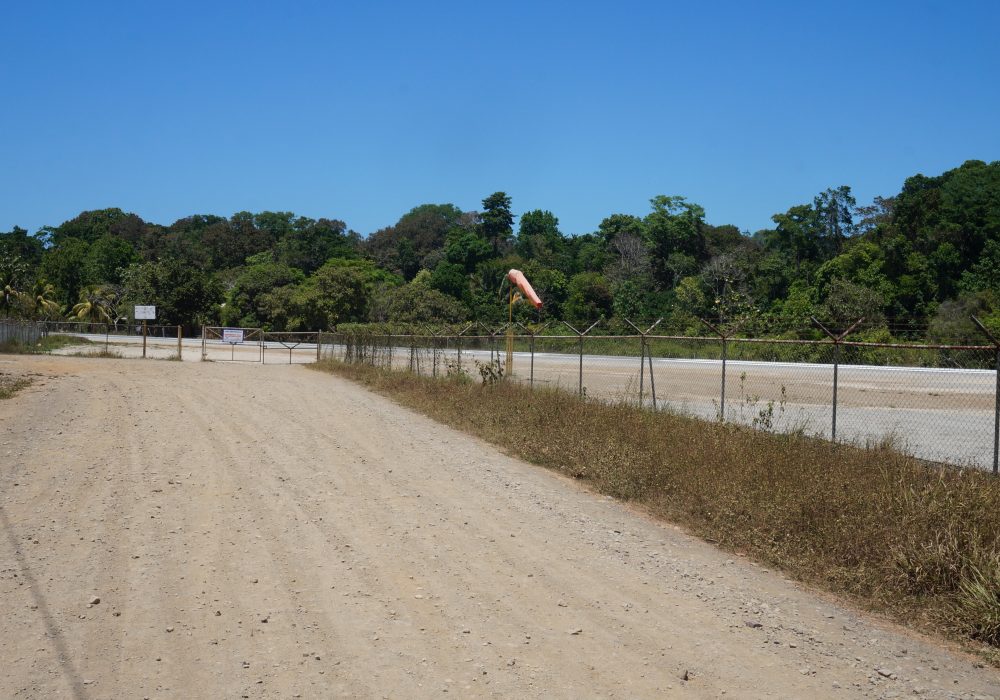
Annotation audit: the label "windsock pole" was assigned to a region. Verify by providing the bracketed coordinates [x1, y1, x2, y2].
[506, 286, 515, 375]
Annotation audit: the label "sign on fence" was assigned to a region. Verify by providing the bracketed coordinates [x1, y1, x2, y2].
[222, 328, 245, 344]
[135, 305, 156, 320]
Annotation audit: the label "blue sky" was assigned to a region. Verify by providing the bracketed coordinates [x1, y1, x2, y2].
[2, 1, 998, 238]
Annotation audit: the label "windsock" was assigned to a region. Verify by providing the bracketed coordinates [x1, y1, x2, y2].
[507, 269, 543, 309]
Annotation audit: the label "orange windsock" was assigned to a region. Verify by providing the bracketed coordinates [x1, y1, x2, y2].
[507, 269, 543, 309]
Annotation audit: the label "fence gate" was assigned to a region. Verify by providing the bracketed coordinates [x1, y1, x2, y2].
[201, 327, 264, 362]
[263, 331, 321, 364]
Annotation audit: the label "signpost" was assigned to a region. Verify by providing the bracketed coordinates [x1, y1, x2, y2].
[222, 328, 244, 360]
[135, 306, 156, 358]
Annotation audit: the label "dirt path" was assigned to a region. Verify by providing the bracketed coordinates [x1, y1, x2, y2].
[1, 356, 998, 699]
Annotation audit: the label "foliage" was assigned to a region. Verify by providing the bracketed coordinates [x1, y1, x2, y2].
[5, 158, 1000, 334]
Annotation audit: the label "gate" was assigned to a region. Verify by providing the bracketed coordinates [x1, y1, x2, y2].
[201, 327, 264, 362]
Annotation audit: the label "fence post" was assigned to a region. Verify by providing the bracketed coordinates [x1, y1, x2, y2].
[530, 332, 535, 387]
[648, 341, 658, 411]
[994, 348, 999, 475]
[625, 319, 662, 410]
[813, 317, 864, 444]
[639, 335, 645, 406]
[563, 320, 599, 398]
[972, 316, 1000, 475]
[832, 342, 840, 441]
[177, 325, 182, 360]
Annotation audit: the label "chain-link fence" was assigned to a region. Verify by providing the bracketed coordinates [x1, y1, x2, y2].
[321, 318, 1000, 473]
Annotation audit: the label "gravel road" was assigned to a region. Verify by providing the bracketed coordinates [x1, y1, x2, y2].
[2, 355, 998, 699]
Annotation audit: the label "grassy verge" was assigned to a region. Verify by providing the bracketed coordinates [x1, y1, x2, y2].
[68, 348, 123, 358]
[0, 374, 33, 399]
[312, 359, 1000, 659]
[0, 334, 93, 354]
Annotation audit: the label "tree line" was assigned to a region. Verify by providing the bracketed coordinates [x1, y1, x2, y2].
[2, 159, 998, 341]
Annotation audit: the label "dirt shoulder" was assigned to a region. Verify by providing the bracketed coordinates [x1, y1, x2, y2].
[1, 355, 997, 698]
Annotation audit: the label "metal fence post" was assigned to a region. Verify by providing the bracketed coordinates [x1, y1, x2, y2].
[647, 341, 658, 410]
[562, 320, 598, 399]
[625, 319, 662, 410]
[972, 316, 1000, 474]
[832, 342, 840, 442]
[995, 348, 1000, 475]
[529, 332, 535, 387]
[177, 325, 182, 360]
[639, 335, 646, 407]
[813, 317, 864, 444]
[720, 336, 727, 422]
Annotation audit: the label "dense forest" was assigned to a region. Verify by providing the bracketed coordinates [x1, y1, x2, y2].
[2, 159, 999, 341]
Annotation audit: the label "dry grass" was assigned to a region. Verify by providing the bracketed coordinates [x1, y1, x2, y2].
[312, 359, 1000, 655]
[0, 334, 92, 354]
[0, 374, 33, 399]
[69, 348, 123, 359]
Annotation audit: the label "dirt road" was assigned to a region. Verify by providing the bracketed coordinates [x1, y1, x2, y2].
[1, 356, 998, 699]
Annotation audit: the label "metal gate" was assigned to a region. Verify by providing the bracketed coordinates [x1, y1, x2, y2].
[201, 327, 264, 362]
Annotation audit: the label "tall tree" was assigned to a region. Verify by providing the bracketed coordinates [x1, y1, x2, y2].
[480, 192, 514, 255]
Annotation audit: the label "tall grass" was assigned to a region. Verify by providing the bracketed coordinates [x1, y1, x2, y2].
[313, 359, 1000, 655]
[0, 334, 93, 354]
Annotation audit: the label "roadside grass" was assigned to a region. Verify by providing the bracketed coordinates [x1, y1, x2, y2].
[0, 374, 33, 399]
[0, 334, 92, 354]
[69, 348, 123, 359]
[312, 359, 1000, 657]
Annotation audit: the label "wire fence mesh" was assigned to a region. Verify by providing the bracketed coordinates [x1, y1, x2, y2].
[320, 319, 1000, 473]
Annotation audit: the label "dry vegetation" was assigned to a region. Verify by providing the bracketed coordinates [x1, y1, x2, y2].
[0, 373, 33, 399]
[313, 358, 1000, 657]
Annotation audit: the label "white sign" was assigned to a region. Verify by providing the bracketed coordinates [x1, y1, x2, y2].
[222, 328, 245, 344]
[135, 305, 156, 320]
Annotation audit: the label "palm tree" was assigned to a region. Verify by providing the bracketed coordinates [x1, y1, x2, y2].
[1, 281, 23, 318]
[70, 286, 117, 325]
[30, 279, 62, 320]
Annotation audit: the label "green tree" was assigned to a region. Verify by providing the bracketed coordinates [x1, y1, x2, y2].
[480, 192, 514, 255]
[516, 210, 564, 265]
[564, 272, 612, 325]
[644, 196, 707, 287]
[40, 237, 90, 308]
[70, 286, 119, 323]
[385, 284, 468, 324]
[84, 235, 138, 285]
[122, 260, 222, 331]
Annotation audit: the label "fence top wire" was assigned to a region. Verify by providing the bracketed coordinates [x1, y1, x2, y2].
[333, 328, 995, 353]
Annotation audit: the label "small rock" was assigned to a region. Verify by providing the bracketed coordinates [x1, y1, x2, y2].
[681, 670, 690, 681]
[745, 620, 762, 629]
[89, 596, 101, 605]
[877, 668, 893, 678]
[166, 626, 174, 633]
[569, 628, 582, 635]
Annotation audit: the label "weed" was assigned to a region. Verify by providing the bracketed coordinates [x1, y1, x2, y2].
[0, 374, 32, 399]
[0, 334, 92, 354]
[474, 358, 504, 385]
[70, 348, 123, 359]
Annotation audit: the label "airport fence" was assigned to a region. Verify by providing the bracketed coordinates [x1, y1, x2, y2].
[0, 319, 46, 346]
[319, 318, 1000, 473]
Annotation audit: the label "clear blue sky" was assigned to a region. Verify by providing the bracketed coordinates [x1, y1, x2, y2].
[2, 1, 998, 238]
